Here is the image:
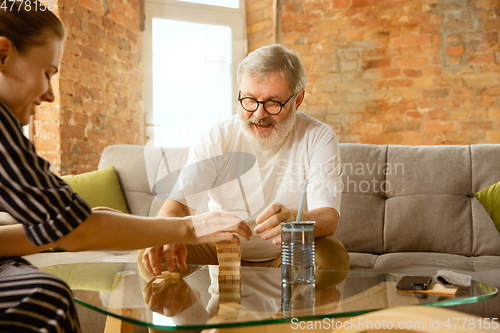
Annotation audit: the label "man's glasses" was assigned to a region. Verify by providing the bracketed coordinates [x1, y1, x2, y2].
[238, 91, 294, 115]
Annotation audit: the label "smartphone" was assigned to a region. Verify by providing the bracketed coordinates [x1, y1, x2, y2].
[396, 276, 432, 290]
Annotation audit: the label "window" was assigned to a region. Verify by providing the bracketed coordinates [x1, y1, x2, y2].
[144, 0, 247, 147]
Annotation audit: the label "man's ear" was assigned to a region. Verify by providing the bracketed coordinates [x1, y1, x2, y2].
[295, 90, 305, 110]
[0, 37, 14, 70]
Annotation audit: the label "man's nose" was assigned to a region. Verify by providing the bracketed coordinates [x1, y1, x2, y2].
[254, 103, 267, 119]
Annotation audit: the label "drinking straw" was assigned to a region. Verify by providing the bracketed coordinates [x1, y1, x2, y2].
[295, 179, 308, 223]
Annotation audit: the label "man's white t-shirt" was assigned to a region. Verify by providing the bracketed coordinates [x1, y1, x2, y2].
[169, 112, 342, 261]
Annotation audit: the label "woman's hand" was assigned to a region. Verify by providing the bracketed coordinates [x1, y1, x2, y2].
[185, 210, 252, 245]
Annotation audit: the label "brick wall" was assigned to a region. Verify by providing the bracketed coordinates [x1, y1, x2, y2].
[249, 0, 500, 145]
[34, 0, 144, 175]
[247, 0, 277, 52]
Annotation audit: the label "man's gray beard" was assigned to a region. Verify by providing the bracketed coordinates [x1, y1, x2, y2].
[239, 109, 297, 148]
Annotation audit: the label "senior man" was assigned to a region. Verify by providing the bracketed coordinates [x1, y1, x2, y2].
[142, 44, 349, 276]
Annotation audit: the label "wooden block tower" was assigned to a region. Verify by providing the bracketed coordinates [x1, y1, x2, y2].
[216, 241, 241, 281]
[216, 241, 242, 310]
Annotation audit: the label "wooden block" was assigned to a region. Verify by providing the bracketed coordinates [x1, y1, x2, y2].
[219, 274, 241, 279]
[219, 272, 241, 280]
[219, 284, 241, 291]
[216, 243, 239, 249]
[218, 302, 239, 311]
[220, 297, 240, 301]
[217, 312, 238, 320]
[219, 261, 241, 267]
[219, 295, 240, 301]
[218, 256, 241, 262]
[219, 298, 240, 303]
[219, 267, 240, 273]
[219, 296, 240, 301]
[219, 286, 241, 295]
[219, 281, 241, 286]
[217, 252, 240, 259]
[219, 292, 241, 298]
[160, 271, 171, 280]
[219, 267, 241, 273]
[170, 272, 180, 281]
[219, 271, 241, 277]
[216, 248, 239, 254]
[215, 243, 240, 249]
[219, 298, 240, 305]
[152, 278, 165, 290]
[218, 254, 240, 263]
[219, 267, 241, 275]
[219, 269, 241, 275]
[219, 279, 241, 285]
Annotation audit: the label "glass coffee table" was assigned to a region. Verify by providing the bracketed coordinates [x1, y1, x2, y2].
[41, 262, 497, 332]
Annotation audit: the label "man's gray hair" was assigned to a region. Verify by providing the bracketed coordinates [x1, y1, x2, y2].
[237, 44, 307, 95]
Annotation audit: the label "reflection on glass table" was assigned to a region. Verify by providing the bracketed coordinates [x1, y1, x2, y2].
[40, 262, 497, 331]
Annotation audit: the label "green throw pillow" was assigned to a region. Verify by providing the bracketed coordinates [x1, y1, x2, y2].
[475, 181, 500, 235]
[61, 165, 129, 214]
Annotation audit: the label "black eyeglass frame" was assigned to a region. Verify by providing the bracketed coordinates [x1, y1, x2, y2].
[237, 91, 295, 115]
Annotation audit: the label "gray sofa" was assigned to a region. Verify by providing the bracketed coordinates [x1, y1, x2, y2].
[8, 143, 500, 330]
[335, 144, 500, 318]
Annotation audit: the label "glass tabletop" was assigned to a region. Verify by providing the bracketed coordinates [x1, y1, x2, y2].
[40, 262, 497, 331]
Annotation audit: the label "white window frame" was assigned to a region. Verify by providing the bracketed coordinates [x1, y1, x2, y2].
[143, 0, 247, 143]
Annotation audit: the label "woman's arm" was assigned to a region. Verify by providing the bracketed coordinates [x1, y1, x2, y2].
[0, 224, 55, 257]
[0, 210, 251, 257]
[55, 211, 191, 252]
[0, 212, 186, 257]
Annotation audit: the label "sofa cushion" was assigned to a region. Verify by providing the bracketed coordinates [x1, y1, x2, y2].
[337, 144, 388, 255]
[373, 253, 475, 271]
[386, 145, 472, 197]
[385, 195, 472, 255]
[348, 252, 379, 269]
[471, 144, 500, 193]
[471, 198, 500, 256]
[62, 165, 129, 214]
[471, 256, 500, 272]
[98, 145, 190, 216]
[336, 194, 385, 254]
[475, 180, 500, 235]
[340, 144, 388, 198]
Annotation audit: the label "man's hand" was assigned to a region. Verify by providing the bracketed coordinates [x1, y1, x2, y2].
[254, 202, 295, 245]
[142, 244, 188, 276]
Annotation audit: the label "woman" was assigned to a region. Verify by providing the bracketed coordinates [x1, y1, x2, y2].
[0, 2, 251, 332]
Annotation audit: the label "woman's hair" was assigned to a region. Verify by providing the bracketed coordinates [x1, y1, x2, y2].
[0, 0, 65, 53]
[237, 44, 307, 96]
